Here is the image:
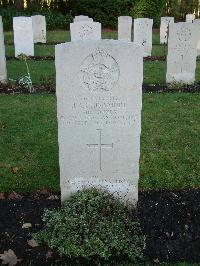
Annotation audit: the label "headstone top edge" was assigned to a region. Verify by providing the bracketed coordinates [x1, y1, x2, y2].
[70, 21, 100, 25]
[134, 18, 153, 21]
[55, 39, 143, 50]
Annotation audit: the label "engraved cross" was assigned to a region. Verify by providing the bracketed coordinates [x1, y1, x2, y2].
[87, 129, 114, 171]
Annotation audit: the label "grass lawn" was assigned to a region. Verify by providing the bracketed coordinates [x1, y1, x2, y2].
[1, 30, 200, 193]
[4, 30, 200, 85]
[0, 93, 199, 193]
[6, 45, 55, 57]
[4, 30, 160, 44]
[6, 43, 166, 57]
[6, 60, 200, 85]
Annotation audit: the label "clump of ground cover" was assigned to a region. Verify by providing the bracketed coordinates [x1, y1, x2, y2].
[34, 188, 145, 262]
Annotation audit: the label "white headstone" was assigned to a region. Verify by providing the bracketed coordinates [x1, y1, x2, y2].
[74, 15, 93, 22]
[160, 17, 174, 44]
[0, 16, 7, 82]
[13, 17, 34, 57]
[186, 14, 195, 23]
[166, 22, 198, 84]
[55, 40, 143, 204]
[70, 21, 101, 41]
[194, 19, 200, 56]
[134, 18, 153, 56]
[32, 15, 46, 43]
[118, 16, 132, 41]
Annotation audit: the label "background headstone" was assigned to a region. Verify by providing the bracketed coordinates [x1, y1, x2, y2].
[70, 21, 101, 41]
[13, 17, 34, 57]
[133, 18, 153, 57]
[194, 19, 200, 56]
[186, 14, 195, 23]
[118, 16, 132, 41]
[74, 15, 93, 22]
[166, 22, 198, 84]
[32, 15, 46, 43]
[160, 17, 174, 44]
[0, 16, 7, 82]
[55, 40, 143, 204]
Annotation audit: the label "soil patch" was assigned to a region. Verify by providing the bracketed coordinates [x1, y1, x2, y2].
[7, 56, 54, 61]
[6, 55, 200, 62]
[0, 189, 199, 265]
[6, 42, 61, 46]
[7, 55, 167, 61]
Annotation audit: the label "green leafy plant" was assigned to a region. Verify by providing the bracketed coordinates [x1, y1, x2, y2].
[34, 188, 145, 262]
[0, 8, 73, 31]
[17, 54, 34, 93]
[131, 0, 166, 27]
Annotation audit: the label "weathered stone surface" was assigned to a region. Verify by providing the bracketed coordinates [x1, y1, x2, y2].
[32, 15, 46, 43]
[186, 14, 195, 23]
[160, 17, 174, 44]
[70, 21, 101, 41]
[118, 16, 132, 41]
[55, 40, 143, 204]
[166, 22, 198, 84]
[133, 18, 153, 57]
[74, 15, 93, 22]
[0, 16, 7, 82]
[194, 19, 200, 56]
[13, 17, 34, 57]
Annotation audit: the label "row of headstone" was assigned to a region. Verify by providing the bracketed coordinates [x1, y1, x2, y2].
[1, 13, 199, 204]
[56, 14, 200, 204]
[118, 16, 153, 56]
[13, 15, 46, 57]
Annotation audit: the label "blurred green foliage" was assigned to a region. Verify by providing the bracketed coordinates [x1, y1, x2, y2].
[0, 0, 200, 29]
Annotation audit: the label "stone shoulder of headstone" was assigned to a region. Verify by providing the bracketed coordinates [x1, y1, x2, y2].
[13, 16, 34, 57]
[118, 16, 132, 22]
[70, 21, 101, 41]
[32, 15, 46, 43]
[74, 15, 93, 22]
[134, 17, 153, 23]
[55, 40, 143, 204]
[161, 17, 174, 22]
[0, 16, 7, 82]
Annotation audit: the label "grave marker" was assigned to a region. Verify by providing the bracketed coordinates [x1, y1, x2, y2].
[194, 19, 200, 56]
[13, 17, 34, 57]
[134, 18, 153, 56]
[70, 21, 101, 41]
[32, 15, 46, 43]
[166, 22, 198, 84]
[118, 16, 132, 41]
[160, 17, 174, 44]
[186, 14, 195, 23]
[0, 16, 7, 82]
[55, 40, 143, 204]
